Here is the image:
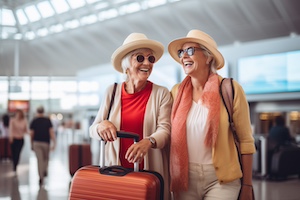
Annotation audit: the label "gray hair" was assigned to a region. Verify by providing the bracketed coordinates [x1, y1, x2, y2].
[120, 48, 154, 81]
[199, 44, 217, 74]
[121, 53, 132, 81]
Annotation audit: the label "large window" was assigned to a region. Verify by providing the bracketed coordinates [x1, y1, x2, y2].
[0, 76, 101, 114]
[238, 50, 300, 94]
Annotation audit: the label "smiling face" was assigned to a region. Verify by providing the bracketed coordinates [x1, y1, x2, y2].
[180, 42, 211, 78]
[127, 48, 155, 83]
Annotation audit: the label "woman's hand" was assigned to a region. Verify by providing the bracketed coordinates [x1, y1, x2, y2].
[97, 120, 117, 142]
[125, 138, 152, 163]
[239, 184, 255, 200]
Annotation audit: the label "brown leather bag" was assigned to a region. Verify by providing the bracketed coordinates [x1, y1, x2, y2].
[220, 78, 255, 200]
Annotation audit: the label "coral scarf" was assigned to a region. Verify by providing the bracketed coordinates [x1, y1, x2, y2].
[170, 74, 220, 192]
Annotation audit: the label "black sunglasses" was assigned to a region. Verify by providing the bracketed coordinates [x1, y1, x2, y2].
[177, 47, 203, 58]
[136, 55, 156, 63]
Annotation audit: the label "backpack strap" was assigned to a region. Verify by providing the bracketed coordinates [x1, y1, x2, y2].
[220, 78, 242, 169]
[220, 78, 238, 141]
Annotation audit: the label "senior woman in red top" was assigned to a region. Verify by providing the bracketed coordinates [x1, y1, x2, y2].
[89, 33, 172, 200]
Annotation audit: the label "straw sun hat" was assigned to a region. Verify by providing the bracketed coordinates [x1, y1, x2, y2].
[168, 29, 224, 69]
[111, 33, 164, 73]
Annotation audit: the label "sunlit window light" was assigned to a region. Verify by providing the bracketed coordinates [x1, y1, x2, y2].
[119, 3, 141, 15]
[9, 93, 30, 100]
[1, 9, 16, 26]
[50, 91, 64, 99]
[51, 0, 70, 14]
[114, 0, 131, 4]
[16, 9, 28, 25]
[78, 94, 99, 106]
[78, 81, 99, 92]
[49, 24, 64, 33]
[31, 81, 49, 92]
[61, 94, 77, 110]
[1, 32, 8, 39]
[147, 0, 167, 8]
[0, 81, 8, 92]
[94, 2, 109, 10]
[86, 0, 102, 3]
[31, 92, 49, 100]
[3, 26, 17, 32]
[64, 20, 80, 29]
[25, 31, 36, 40]
[37, 1, 55, 18]
[80, 15, 98, 25]
[14, 33, 23, 40]
[67, 0, 86, 9]
[37, 28, 49, 37]
[24, 5, 41, 22]
[50, 81, 77, 92]
[98, 9, 118, 21]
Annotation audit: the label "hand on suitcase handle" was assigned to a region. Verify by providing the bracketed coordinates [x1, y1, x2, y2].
[100, 131, 140, 171]
[97, 120, 140, 142]
[125, 137, 153, 164]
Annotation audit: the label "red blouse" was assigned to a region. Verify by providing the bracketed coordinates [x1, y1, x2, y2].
[120, 81, 153, 169]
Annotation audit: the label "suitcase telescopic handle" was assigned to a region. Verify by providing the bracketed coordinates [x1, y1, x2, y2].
[116, 131, 139, 142]
[100, 131, 140, 172]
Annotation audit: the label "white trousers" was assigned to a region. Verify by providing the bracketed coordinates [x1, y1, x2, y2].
[176, 163, 241, 200]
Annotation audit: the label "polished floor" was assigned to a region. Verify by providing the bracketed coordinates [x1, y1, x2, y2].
[1, 130, 300, 200]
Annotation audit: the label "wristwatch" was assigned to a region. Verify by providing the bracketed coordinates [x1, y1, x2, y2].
[147, 137, 156, 148]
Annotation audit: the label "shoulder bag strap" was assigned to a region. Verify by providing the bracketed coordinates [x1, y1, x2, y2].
[106, 82, 117, 120]
[220, 78, 242, 162]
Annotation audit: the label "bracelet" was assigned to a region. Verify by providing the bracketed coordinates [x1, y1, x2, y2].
[242, 184, 253, 187]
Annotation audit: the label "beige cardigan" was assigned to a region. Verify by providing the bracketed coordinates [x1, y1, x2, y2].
[171, 76, 256, 183]
[90, 82, 172, 200]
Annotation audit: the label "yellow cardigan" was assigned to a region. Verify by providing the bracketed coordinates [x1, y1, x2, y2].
[171, 76, 256, 183]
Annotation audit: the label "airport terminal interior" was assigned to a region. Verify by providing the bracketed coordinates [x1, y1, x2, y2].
[1, 0, 300, 199]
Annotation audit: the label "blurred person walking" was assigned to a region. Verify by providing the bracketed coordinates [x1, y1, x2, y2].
[30, 106, 56, 186]
[0, 113, 12, 161]
[9, 109, 28, 173]
[0, 113, 10, 138]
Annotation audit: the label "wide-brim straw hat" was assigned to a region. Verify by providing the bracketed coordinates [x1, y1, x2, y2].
[111, 33, 164, 73]
[168, 29, 224, 69]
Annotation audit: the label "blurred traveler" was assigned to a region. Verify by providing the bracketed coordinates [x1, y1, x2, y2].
[168, 29, 256, 200]
[90, 33, 172, 199]
[268, 115, 293, 148]
[267, 115, 294, 174]
[30, 106, 56, 186]
[9, 109, 28, 173]
[0, 113, 10, 138]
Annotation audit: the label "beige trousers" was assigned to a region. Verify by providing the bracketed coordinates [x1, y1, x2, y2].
[33, 141, 50, 180]
[176, 163, 241, 200]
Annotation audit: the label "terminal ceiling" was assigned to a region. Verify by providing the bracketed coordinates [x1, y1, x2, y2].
[0, 0, 300, 76]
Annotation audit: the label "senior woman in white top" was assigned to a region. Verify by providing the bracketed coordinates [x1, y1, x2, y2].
[168, 30, 256, 200]
[89, 33, 172, 200]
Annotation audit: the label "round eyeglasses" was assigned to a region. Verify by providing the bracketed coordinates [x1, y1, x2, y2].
[177, 47, 203, 58]
[136, 55, 156, 63]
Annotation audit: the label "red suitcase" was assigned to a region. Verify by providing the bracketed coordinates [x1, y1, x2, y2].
[69, 131, 163, 200]
[69, 143, 92, 176]
[0, 137, 12, 160]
